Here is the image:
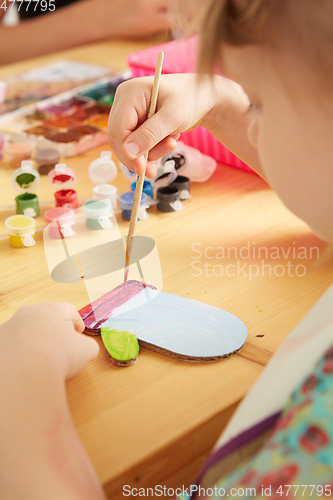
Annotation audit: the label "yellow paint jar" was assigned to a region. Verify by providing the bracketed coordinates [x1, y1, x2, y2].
[5, 215, 36, 248]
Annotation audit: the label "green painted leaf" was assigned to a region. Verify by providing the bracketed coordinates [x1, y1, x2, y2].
[101, 327, 139, 361]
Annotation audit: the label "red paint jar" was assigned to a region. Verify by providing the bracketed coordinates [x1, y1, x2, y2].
[48, 163, 78, 209]
[54, 189, 78, 209]
[44, 207, 75, 239]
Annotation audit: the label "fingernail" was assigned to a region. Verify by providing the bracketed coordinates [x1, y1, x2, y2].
[126, 142, 141, 157]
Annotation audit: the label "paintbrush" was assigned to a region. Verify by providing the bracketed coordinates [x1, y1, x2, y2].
[123, 50, 164, 287]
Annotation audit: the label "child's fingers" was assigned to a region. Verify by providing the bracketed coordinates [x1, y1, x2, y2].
[49, 303, 99, 379]
[108, 76, 182, 175]
[112, 135, 178, 179]
[65, 334, 99, 380]
[145, 161, 158, 178]
[72, 317, 85, 334]
[121, 155, 149, 176]
[147, 136, 179, 161]
[122, 110, 179, 162]
[2, 302, 99, 381]
[71, 313, 85, 334]
[56, 302, 85, 333]
[108, 80, 153, 174]
[108, 77, 153, 146]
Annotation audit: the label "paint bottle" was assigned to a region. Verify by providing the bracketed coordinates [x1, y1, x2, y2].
[161, 142, 217, 182]
[169, 175, 191, 200]
[92, 184, 118, 208]
[88, 151, 118, 208]
[151, 158, 177, 189]
[48, 163, 78, 209]
[5, 215, 36, 248]
[118, 191, 149, 221]
[156, 186, 184, 213]
[130, 180, 154, 200]
[82, 199, 113, 230]
[54, 189, 78, 209]
[4, 139, 33, 169]
[12, 160, 40, 217]
[44, 207, 75, 239]
[121, 163, 138, 183]
[34, 147, 61, 175]
[121, 162, 161, 192]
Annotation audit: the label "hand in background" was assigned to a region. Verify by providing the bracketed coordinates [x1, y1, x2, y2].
[99, 0, 170, 38]
[0, 0, 171, 65]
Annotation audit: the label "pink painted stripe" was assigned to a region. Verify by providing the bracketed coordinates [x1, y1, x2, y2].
[79, 280, 156, 330]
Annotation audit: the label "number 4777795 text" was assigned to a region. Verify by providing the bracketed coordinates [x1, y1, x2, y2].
[1, 1, 55, 12]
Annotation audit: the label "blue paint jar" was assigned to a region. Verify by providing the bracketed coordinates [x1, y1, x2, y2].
[130, 180, 154, 200]
[82, 199, 113, 230]
[118, 191, 149, 221]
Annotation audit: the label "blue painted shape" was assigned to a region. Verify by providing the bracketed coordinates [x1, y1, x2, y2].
[101, 288, 247, 358]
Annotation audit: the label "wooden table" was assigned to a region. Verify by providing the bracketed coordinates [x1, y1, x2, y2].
[1, 39, 333, 499]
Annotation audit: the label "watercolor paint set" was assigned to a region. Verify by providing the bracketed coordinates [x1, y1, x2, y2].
[0, 60, 112, 116]
[0, 71, 130, 157]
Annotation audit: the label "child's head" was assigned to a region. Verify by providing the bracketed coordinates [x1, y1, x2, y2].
[196, 0, 333, 242]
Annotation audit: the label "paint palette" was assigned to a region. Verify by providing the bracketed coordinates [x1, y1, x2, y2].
[0, 72, 130, 157]
[0, 60, 112, 115]
[79, 280, 247, 365]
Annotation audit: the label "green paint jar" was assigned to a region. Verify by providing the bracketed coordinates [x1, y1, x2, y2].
[82, 199, 113, 230]
[15, 193, 39, 217]
[12, 160, 40, 217]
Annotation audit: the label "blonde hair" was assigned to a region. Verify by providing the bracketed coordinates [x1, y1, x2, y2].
[169, 0, 333, 78]
[198, 0, 267, 72]
[169, 0, 268, 72]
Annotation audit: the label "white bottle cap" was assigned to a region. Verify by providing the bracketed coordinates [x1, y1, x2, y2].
[88, 151, 117, 185]
[55, 163, 68, 174]
[11, 162, 40, 193]
[48, 163, 77, 190]
[92, 183, 118, 208]
[20, 160, 34, 172]
[151, 159, 177, 188]
[100, 151, 112, 160]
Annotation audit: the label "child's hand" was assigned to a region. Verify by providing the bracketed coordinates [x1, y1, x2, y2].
[108, 74, 221, 178]
[0, 304, 104, 500]
[0, 303, 99, 380]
